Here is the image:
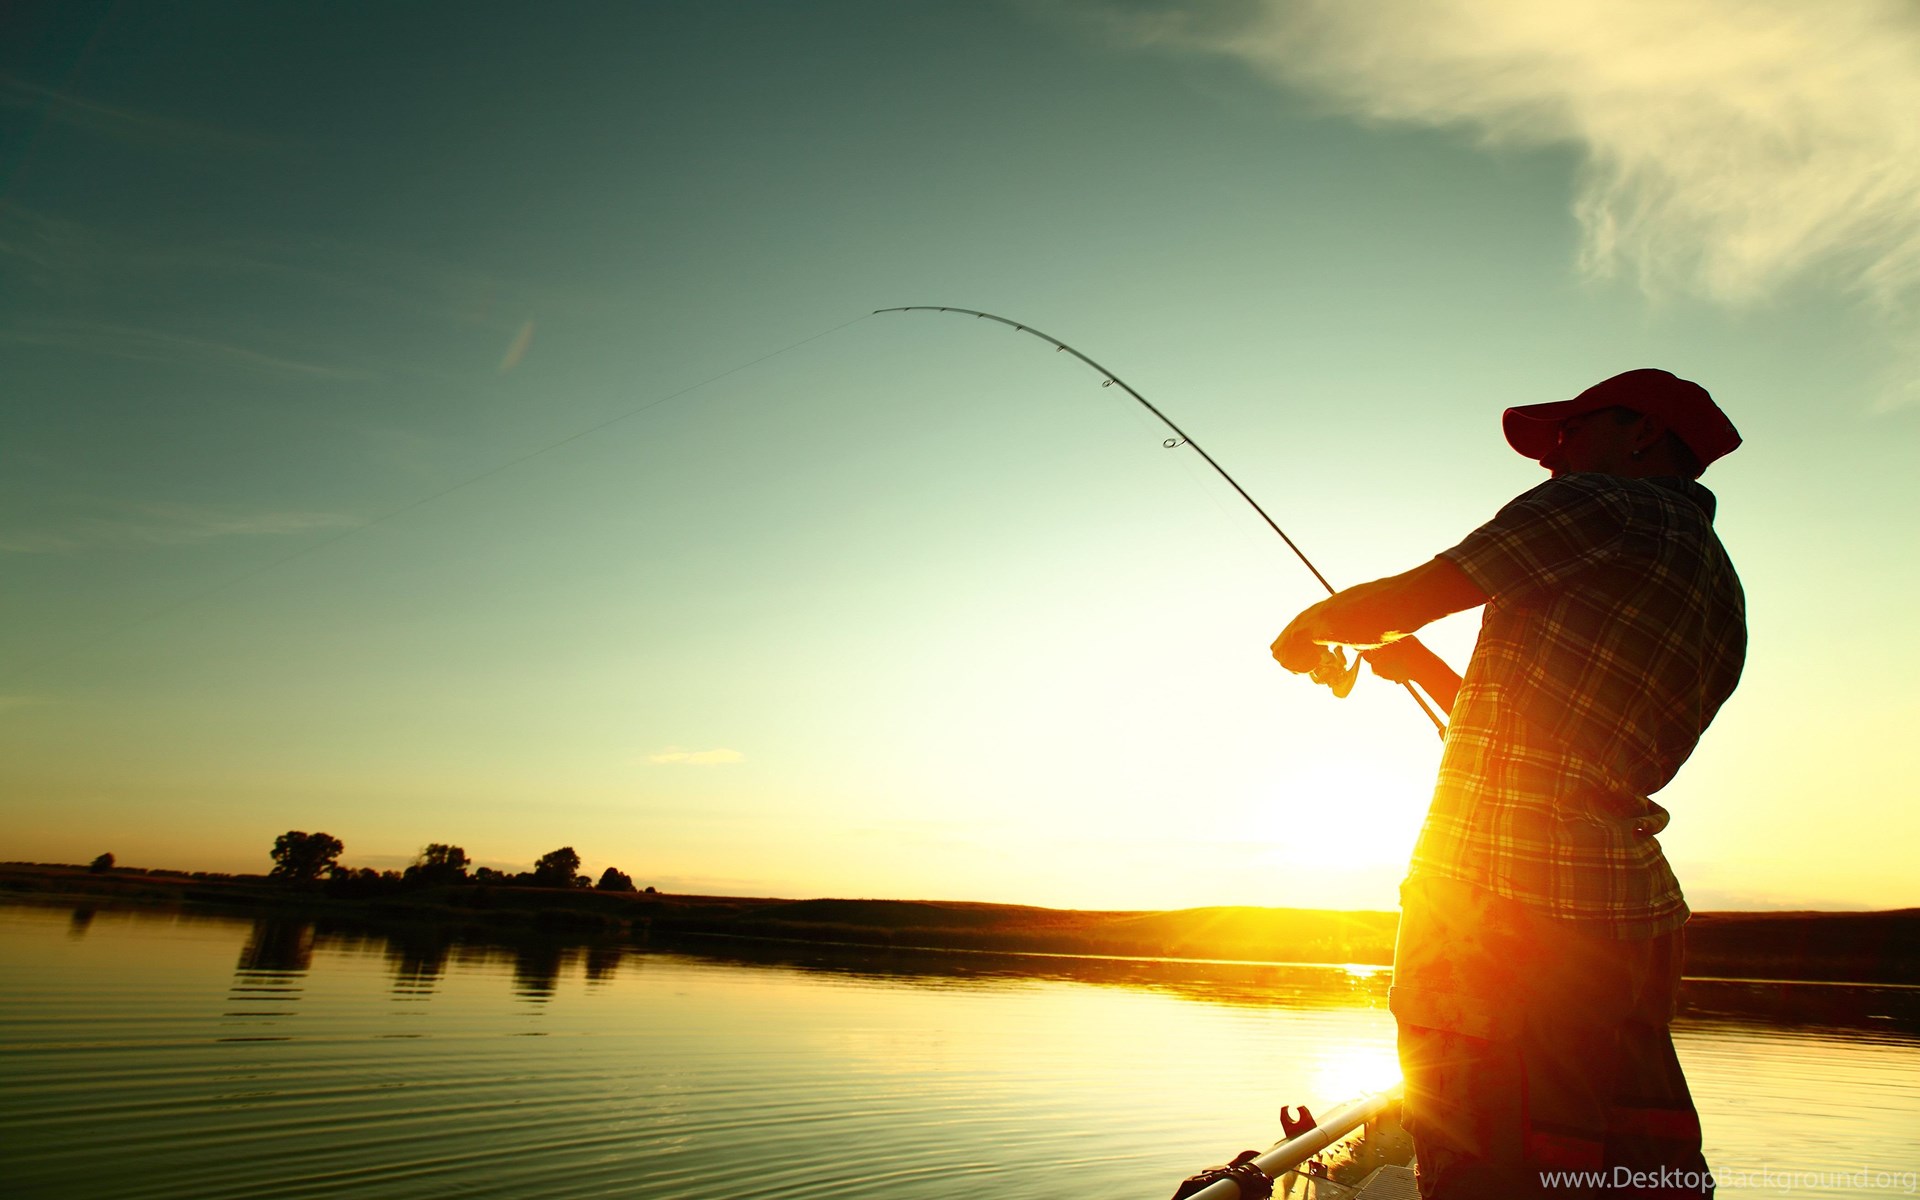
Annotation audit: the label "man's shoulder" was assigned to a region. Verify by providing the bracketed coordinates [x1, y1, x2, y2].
[1486, 474, 1632, 530]
[1509, 474, 1717, 522]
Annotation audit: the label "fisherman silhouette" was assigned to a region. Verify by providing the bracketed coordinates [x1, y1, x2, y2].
[1274, 369, 1744, 1200]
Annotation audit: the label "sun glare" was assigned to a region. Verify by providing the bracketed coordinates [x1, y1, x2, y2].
[1309, 1041, 1403, 1102]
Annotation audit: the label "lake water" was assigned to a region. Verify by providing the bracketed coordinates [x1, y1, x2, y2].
[3, 903, 1917, 1199]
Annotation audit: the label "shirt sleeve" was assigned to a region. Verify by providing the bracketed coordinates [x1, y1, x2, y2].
[1437, 475, 1634, 602]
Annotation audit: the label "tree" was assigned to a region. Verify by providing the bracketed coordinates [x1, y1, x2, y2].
[531, 846, 581, 888]
[595, 867, 636, 892]
[88, 852, 115, 874]
[409, 843, 470, 885]
[269, 831, 344, 882]
[418, 843, 469, 871]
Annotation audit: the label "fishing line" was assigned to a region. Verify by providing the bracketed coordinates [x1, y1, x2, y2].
[9, 312, 875, 679]
[876, 305, 1446, 734]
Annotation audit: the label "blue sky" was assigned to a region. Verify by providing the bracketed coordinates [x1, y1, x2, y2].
[4, 1, 1917, 911]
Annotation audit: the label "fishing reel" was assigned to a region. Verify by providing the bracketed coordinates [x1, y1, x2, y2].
[1310, 646, 1362, 699]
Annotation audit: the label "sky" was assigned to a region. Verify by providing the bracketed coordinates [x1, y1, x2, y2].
[3, 1, 1917, 912]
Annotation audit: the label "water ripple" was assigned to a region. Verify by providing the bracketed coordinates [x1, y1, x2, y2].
[4, 905, 1918, 1199]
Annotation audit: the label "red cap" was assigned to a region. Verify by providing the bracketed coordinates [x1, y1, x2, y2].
[1503, 369, 1741, 472]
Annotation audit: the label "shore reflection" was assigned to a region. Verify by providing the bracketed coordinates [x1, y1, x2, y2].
[28, 901, 1919, 1035]
[221, 917, 312, 1041]
[250, 908, 1920, 1035]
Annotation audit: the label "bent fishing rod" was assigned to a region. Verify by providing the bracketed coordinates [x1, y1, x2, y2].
[876, 305, 1446, 736]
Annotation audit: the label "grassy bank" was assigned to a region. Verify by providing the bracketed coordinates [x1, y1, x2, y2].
[6, 862, 1916, 984]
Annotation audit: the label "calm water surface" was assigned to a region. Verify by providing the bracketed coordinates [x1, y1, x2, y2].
[3, 904, 1917, 1198]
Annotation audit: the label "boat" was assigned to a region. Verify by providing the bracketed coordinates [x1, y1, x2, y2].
[1169, 1085, 1418, 1199]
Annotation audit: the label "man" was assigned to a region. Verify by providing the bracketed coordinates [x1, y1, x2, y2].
[1272, 369, 1745, 1199]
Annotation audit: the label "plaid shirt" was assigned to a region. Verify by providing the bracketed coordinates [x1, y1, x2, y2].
[1410, 474, 1746, 938]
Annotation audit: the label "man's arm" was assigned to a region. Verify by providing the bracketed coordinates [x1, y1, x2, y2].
[1271, 558, 1486, 689]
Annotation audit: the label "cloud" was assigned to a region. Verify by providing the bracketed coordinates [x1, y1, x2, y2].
[124, 504, 363, 543]
[0, 501, 361, 555]
[0, 322, 373, 380]
[0, 74, 270, 150]
[1080, 0, 1920, 397]
[647, 748, 746, 766]
[1682, 885, 1868, 911]
[0, 202, 558, 335]
[0, 203, 562, 389]
[0, 530, 80, 555]
[0, 204, 98, 279]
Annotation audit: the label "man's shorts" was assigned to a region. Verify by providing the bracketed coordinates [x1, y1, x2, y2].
[1389, 873, 1713, 1199]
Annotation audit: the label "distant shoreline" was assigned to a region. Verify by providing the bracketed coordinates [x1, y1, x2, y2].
[6, 861, 1917, 986]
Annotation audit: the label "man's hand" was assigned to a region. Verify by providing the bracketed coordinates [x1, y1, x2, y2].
[1363, 636, 1463, 712]
[1361, 636, 1435, 684]
[1270, 559, 1487, 682]
[1271, 598, 1381, 674]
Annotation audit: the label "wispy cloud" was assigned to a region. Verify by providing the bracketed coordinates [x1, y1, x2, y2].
[0, 204, 99, 280]
[1077, 0, 1920, 401]
[0, 202, 561, 392]
[125, 503, 362, 543]
[0, 322, 372, 380]
[0, 202, 558, 334]
[0, 74, 271, 150]
[0, 501, 360, 555]
[0, 530, 83, 555]
[1684, 885, 1867, 911]
[647, 748, 746, 767]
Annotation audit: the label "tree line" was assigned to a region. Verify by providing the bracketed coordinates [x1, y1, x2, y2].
[267, 831, 649, 895]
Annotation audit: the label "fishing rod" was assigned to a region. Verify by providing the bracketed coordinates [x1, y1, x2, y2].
[876, 305, 1445, 735]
